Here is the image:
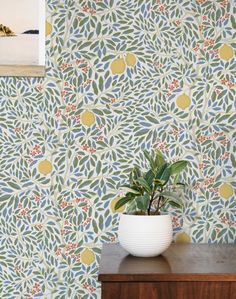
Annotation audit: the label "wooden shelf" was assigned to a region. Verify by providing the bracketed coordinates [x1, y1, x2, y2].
[98, 243, 236, 299]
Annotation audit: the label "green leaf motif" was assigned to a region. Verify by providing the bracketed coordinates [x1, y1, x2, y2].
[168, 200, 182, 209]
[7, 182, 21, 190]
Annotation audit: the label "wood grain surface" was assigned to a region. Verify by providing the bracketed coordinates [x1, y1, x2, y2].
[99, 243, 236, 299]
[101, 281, 236, 299]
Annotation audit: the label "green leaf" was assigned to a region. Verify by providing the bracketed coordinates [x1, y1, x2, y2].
[130, 167, 142, 183]
[127, 200, 138, 214]
[154, 178, 165, 186]
[120, 186, 140, 195]
[0, 194, 11, 201]
[144, 169, 154, 187]
[92, 81, 99, 95]
[136, 177, 152, 193]
[161, 191, 180, 201]
[129, 171, 133, 183]
[78, 41, 91, 49]
[173, 173, 180, 185]
[136, 194, 150, 211]
[231, 153, 236, 168]
[154, 149, 165, 169]
[99, 77, 103, 92]
[160, 166, 171, 183]
[102, 55, 115, 62]
[160, 191, 183, 208]
[231, 15, 236, 30]
[7, 181, 20, 190]
[114, 196, 132, 210]
[156, 162, 168, 179]
[170, 160, 188, 176]
[143, 150, 155, 170]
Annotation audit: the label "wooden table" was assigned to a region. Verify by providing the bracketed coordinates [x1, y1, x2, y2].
[98, 243, 236, 299]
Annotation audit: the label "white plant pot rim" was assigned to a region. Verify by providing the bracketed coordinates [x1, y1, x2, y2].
[120, 213, 169, 217]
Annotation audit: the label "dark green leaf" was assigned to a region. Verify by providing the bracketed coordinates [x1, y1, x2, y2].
[160, 166, 171, 183]
[136, 194, 150, 212]
[156, 162, 168, 179]
[144, 169, 154, 186]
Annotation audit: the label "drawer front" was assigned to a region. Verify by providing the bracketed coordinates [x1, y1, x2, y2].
[101, 281, 236, 299]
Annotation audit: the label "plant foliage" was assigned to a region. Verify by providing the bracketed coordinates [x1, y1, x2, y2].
[115, 149, 188, 215]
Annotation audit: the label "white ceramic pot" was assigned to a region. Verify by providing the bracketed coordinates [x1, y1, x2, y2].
[118, 214, 173, 257]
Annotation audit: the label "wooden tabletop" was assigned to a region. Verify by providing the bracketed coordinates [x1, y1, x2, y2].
[98, 243, 236, 282]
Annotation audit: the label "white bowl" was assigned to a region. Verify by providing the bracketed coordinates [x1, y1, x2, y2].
[118, 214, 173, 257]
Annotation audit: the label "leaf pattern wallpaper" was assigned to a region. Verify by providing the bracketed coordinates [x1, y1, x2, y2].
[0, 0, 236, 298]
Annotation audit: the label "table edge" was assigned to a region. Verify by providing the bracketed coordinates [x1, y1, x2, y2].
[98, 273, 236, 282]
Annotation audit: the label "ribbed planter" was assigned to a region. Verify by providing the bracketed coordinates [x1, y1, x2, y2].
[118, 214, 173, 257]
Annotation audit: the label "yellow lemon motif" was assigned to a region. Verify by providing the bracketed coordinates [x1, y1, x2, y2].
[125, 53, 137, 67]
[219, 183, 233, 200]
[176, 232, 191, 243]
[38, 159, 53, 175]
[45, 21, 52, 36]
[219, 44, 234, 61]
[81, 111, 95, 127]
[110, 58, 126, 75]
[81, 249, 95, 265]
[176, 93, 191, 110]
[110, 197, 125, 213]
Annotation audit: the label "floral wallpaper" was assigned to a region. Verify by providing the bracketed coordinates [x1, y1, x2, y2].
[0, 0, 236, 298]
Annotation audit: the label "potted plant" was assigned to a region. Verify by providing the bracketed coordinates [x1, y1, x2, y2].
[115, 149, 188, 257]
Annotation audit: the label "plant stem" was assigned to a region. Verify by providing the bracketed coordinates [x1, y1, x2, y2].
[147, 190, 156, 215]
[155, 187, 163, 215]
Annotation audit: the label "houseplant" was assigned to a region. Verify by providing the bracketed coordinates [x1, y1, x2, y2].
[115, 149, 188, 257]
